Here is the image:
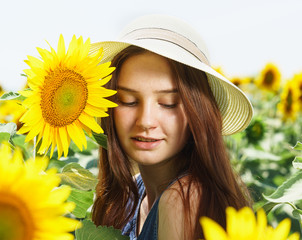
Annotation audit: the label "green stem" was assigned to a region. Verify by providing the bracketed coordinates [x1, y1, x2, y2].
[287, 202, 302, 234]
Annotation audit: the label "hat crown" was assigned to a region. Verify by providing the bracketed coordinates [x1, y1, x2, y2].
[118, 14, 210, 64]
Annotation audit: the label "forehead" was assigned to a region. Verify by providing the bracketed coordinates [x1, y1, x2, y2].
[117, 52, 176, 90]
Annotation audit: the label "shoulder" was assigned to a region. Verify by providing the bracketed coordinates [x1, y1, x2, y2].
[157, 175, 201, 240]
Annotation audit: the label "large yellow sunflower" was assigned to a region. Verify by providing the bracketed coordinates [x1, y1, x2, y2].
[18, 35, 117, 158]
[200, 207, 299, 240]
[255, 63, 281, 92]
[0, 142, 81, 240]
[277, 80, 300, 121]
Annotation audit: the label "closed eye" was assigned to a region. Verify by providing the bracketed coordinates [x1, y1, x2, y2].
[118, 100, 138, 107]
[160, 103, 178, 109]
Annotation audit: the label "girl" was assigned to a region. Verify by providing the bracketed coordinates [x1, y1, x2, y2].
[91, 14, 253, 240]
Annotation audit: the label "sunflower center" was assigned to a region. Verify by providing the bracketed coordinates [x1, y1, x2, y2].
[285, 89, 293, 112]
[41, 68, 88, 127]
[263, 70, 274, 86]
[0, 193, 34, 240]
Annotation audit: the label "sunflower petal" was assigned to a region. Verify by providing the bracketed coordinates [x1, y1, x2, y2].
[58, 127, 69, 158]
[57, 34, 66, 60]
[78, 112, 103, 133]
[66, 122, 85, 151]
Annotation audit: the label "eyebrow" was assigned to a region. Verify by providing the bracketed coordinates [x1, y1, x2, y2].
[117, 86, 178, 94]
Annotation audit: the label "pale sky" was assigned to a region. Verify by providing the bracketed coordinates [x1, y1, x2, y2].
[1, 0, 302, 91]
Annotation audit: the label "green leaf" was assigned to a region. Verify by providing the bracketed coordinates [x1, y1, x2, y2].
[0, 92, 25, 101]
[0, 123, 17, 137]
[67, 188, 94, 219]
[243, 148, 281, 161]
[69, 138, 98, 154]
[11, 134, 32, 160]
[263, 170, 302, 203]
[259, 201, 280, 215]
[92, 132, 107, 149]
[12, 134, 26, 147]
[47, 158, 69, 170]
[293, 141, 302, 151]
[0, 132, 10, 142]
[75, 219, 129, 240]
[293, 156, 302, 170]
[292, 209, 302, 220]
[58, 163, 97, 191]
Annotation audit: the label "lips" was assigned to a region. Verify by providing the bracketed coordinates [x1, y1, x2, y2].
[131, 136, 162, 150]
[132, 136, 159, 142]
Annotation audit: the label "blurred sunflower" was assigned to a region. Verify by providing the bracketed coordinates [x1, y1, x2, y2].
[255, 63, 281, 92]
[200, 207, 299, 240]
[291, 72, 302, 110]
[0, 100, 26, 129]
[213, 66, 225, 77]
[213, 67, 252, 90]
[245, 118, 266, 144]
[18, 35, 117, 158]
[277, 80, 300, 121]
[0, 142, 81, 240]
[230, 76, 251, 88]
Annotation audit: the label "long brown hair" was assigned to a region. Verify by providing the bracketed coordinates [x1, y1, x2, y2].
[92, 46, 252, 239]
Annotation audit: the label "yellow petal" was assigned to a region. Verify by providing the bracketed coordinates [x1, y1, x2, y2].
[56, 128, 63, 159]
[58, 127, 69, 158]
[84, 104, 109, 117]
[200, 217, 228, 240]
[39, 123, 51, 154]
[66, 122, 86, 151]
[87, 85, 116, 97]
[18, 89, 34, 98]
[49, 127, 57, 158]
[87, 96, 117, 108]
[25, 119, 44, 142]
[78, 112, 103, 133]
[288, 232, 300, 240]
[271, 218, 291, 240]
[57, 34, 66, 60]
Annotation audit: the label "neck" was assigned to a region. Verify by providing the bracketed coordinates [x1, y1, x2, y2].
[138, 154, 184, 210]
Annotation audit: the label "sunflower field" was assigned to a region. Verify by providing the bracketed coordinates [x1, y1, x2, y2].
[0, 36, 302, 240]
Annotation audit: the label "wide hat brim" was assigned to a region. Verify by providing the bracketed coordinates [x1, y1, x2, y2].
[91, 15, 253, 135]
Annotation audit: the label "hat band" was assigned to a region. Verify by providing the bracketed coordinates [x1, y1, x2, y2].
[120, 27, 210, 66]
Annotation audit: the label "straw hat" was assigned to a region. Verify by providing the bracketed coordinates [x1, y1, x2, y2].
[91, 14, 253, 135]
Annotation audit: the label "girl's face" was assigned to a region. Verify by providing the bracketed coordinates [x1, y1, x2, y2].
[114, 51, 190, 166]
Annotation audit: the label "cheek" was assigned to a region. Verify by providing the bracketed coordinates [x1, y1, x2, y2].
[114, 107, 134, 136]
[165, 109, 190, 141]
[176, 120, 190, 144]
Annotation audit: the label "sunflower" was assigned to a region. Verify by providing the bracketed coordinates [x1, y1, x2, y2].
[245, 118, 266, 144]
[255, 63, 281, 92]
[230, 76, 251, 87]
[0, 100, 26, 129]
[200, 207, 299, 240]
[277, 80, 300, 121]
[213, 66, 225, 77]
[0, 142, 81, 240]
[18, 35, 117, 158]
[291, 72, 302, 110]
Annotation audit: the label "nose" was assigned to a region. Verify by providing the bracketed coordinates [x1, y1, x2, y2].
[136, 101, 157, 131]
